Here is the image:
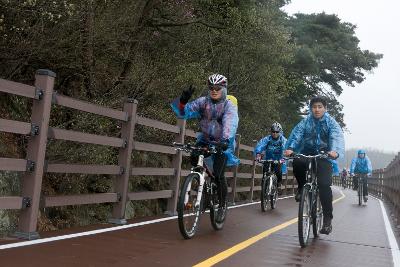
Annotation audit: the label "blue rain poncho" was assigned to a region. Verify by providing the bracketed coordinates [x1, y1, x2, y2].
[171, 88, 239, 167]
[254, 134, 287, 174]
[350, 156, 372, 175]
[285, 112, 345, 168]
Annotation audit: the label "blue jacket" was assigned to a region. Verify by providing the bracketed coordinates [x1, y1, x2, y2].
[254, 135, 287, 174]
[171, 95, 239, 166]
[350, 156, 372, 175]
[285, 112, 345, 159]
[332, 161, 340, 176]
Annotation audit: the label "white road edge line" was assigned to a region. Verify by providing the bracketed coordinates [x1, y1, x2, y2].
[374, 196, 400, 267]
[0, 195, 294, 250]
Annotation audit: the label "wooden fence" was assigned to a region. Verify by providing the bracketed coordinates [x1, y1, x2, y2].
[0, 70, 296, 239]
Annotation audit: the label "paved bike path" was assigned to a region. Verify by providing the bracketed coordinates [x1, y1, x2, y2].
[219, 188, 394, 267]
[0, 188, 396, 266]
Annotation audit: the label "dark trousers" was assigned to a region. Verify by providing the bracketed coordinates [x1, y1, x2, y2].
[213, 152, 228, 204]
[293, 157, 333, 219]
[353, 174, 368, 196]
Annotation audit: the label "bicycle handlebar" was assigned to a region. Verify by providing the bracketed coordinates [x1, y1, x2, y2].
[284, 152, 330, 160]
[256, 159, 284, 164]
[172, 142, 226, 153]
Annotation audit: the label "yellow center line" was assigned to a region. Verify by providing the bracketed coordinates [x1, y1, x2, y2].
[193, 189, 346, 267]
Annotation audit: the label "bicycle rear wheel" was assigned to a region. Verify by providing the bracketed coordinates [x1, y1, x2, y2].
[270, 175, 278, 209]
[298, 186, 311, 247]
[312, 190, 323, 237]
[177, 173, 202, 239]
[210, 182, 227, 230]
[260, 176, 269, 212]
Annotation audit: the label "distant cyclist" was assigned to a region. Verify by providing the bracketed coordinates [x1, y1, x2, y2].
[284, 96, 345, 235]
[350, 149, 372, 202]
[341, 168, 348, 188]
[254, 122, 287, 189]
[171, 74, 239, 215]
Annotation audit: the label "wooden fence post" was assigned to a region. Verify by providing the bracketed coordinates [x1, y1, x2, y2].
[109, 99, 137, 224]
[249, 141, 257, 202]
[231, 134, 241, 204]
[16, 70, 55, 239]
[166, 119, 186, 215]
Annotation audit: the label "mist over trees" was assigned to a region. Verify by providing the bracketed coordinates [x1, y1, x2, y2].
[0, 0, 383, 231]
[339, 149, 397, 170]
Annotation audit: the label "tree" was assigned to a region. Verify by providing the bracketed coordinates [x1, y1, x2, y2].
[284, 12, 383, 126]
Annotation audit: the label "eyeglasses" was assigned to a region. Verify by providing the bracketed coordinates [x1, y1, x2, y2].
[209, 86, 223, 92]
[271, 131, 280, 134]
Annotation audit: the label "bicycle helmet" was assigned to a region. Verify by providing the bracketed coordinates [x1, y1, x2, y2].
[208, 74, 227, 88]
[270, 122, 282, 132]
[358, 149, 366, 155]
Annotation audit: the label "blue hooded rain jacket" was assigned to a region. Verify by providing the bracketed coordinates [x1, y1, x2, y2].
[254, 135, 287, 174]
[350, 155, 372, 175]
[285, 112, 345, 168]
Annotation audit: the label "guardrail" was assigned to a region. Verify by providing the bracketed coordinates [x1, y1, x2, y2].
[0, 70, 296, 239]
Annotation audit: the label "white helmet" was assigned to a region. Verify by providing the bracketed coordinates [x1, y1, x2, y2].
[208, 74, 227, 88]
[271, 122, 282, 132]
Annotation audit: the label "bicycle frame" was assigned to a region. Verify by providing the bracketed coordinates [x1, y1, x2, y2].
[286, 153, 328, 247]
[259, 160, 280, 193]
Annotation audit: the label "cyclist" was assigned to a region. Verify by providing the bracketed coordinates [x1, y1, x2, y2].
[341, 168, 348, 188]
[171, 74, 239, 216]
[254, 122, 287, 189]
[350, 149, 372, 202]
[284, 96, 344, 235]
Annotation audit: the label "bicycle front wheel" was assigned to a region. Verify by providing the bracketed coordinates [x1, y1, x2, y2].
[298, 186, 311, 247]
[358, 178, 363, 206]
[312, 190, 323, 238]
[177, 173, 202, 239]
[260, 176, 269, 212]
[270, 175, 278, 209]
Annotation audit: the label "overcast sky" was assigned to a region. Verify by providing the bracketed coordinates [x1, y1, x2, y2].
[283, 0, 400, 153]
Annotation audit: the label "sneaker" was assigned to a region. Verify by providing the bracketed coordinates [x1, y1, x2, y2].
[295, 189, 301, 202]
[363, 196, 368, 202]
[320, 217, 332, 235]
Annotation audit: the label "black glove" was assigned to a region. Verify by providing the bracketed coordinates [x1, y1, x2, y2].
[218, 139, 229, 151]
[180, 85, 195, 104]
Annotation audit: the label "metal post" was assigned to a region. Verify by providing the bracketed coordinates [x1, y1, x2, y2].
[231, 134, 241, 204]
[109, 99, 137, 224]
[16, 69, 55, 239]
[166, 119, 186, 215]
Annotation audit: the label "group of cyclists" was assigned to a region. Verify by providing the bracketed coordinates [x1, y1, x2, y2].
[171, 73, 373, 238]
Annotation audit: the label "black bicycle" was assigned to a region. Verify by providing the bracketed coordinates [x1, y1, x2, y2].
[173, 142, 228, 239]
[287, 153, 327, 247]
[257, 159, 281, 211]
[354, 174, 368, 205]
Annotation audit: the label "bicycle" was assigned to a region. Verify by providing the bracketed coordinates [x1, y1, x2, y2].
[173, 142, 228, 239]
[257, 159, 282, 211]
[341, 176, 347, 189]
[354, 174, 368, 205]
[286, 152, 328, 248]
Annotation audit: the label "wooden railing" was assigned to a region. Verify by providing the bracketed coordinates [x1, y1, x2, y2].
[0, 70, 296, 239]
